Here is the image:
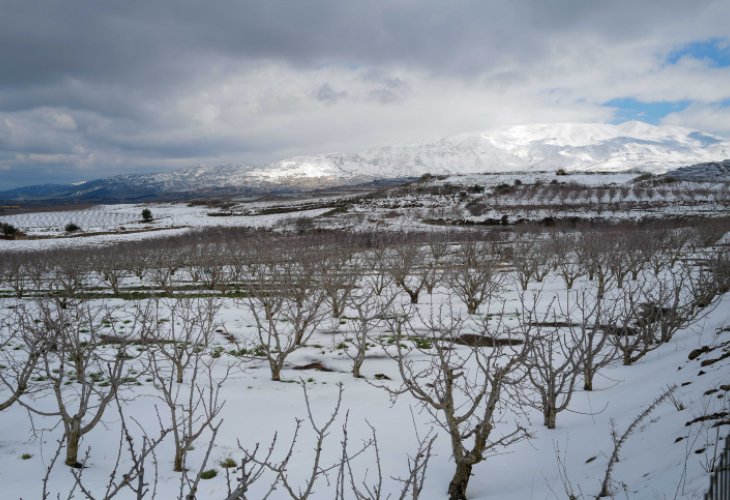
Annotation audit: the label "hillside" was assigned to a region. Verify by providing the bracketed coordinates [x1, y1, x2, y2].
[1, 122, 728, 203]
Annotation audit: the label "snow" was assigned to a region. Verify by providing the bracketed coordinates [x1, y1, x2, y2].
[3, 122, 728, 202]
[243, 121, 730, 180]
[0, 203, 333, 251]
[0, 254, 727, 499]
[0, 170, 728, 498]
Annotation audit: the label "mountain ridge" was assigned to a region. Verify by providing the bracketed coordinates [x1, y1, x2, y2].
[2, 121, 728, 202]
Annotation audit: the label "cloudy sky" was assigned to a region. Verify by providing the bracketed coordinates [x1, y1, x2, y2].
[1, 0, 729, 189]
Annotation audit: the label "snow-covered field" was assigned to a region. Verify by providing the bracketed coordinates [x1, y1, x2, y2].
[0, 172, 728, 499]
[2, 171, 728, 254]
[0, 228, 728, 499]
[0, 203, 333, 251]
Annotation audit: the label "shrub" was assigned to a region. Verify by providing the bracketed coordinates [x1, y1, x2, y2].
[64, 223, 80, 233]
[556, 168, 569, 176]
[494, 183, 515, 195]
[1, 222, 18, 236]
[141, 208, 153, 222]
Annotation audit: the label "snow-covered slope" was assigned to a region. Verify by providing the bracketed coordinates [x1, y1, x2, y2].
[281, 121, 729, 179]
[2, 122, 728, 201]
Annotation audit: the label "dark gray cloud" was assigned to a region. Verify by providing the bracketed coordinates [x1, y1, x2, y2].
[315, 84, 348, 105]
[1, 0, 729, 189]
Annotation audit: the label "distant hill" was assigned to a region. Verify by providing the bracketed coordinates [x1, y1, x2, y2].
[2, 121, 728, 202]
[660, 159, 730, 181]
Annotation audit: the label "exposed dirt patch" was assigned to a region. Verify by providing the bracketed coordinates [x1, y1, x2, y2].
[527, 321, 581, 328]
[452, 334, 524, 347]
[293, 362, 335, 372]
[601, 324, 638, 336]
[688, 346, 711, 360]
[700, 350, 730, 367]
[685, 411, 729, 427]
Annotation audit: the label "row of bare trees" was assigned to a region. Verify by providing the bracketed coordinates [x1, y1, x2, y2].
[0, 221, 728, 499]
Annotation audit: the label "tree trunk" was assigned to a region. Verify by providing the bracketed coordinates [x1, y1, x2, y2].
[65, 424, 82, 467]
[175, 361, 184, 384]
[174, 446, 185, 472]
[352, 347, 365, 378]
[466, 300, 478, 315]
[583, 366, 594, 391]
[544, 407, 557, 429]
[270, 363, 282, 382]
[447, 462, 473, 500]
[623, 350, 632, 366]
[406, 289, 420, 304]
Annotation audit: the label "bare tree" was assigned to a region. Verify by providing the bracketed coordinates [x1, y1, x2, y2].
[598, 386, 676, 497]
[48, 250, 90, 307]
[389, 242, 428, 304]
[0, 302, 46, 411]
[448, 240, 503, 315]
[511, 237, 552, 291]
[67, 395, 170, 499]
[609, 279, 659, 366]
[345, 287, 396, 378]
[576, 231, 611, 298]
[238, 382, 346, 499]
[423, 236, 450, 294]
[19, 299, 130, 467]
[94, 247, 128, 295]
[521, 292, 584, 428]
[382, 302, 530, 500]
[246, 287, 327, 381]
[137, 297, 221, 384]
[318, 249, 360, 318]
[188, 243, 236, 293]
[362, 240, 394, 296]
[549, 233, 583, 290]
[147, 348, 227, 473]
[1, 251, 31, 298]
[232, 382, 435, 500]
[561, 288, 618, 391]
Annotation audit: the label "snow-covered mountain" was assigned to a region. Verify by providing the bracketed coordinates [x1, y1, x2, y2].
[264, 121, 729, 180]
[2, 122, 728, 201]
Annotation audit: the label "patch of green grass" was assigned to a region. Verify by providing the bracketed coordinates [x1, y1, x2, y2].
[200, 469, 218, 480]
[411, 337, 432, 349]
[252, 345, 268, 357]
[20, 453, 32, 460]
[220, 458, 237, 468]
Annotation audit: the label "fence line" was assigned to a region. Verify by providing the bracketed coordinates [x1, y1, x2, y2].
[706, 434, 730, 500]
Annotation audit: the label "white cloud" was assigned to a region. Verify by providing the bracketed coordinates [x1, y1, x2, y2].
[1, 1, 730, 188]
[662, 103, 730, 137]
